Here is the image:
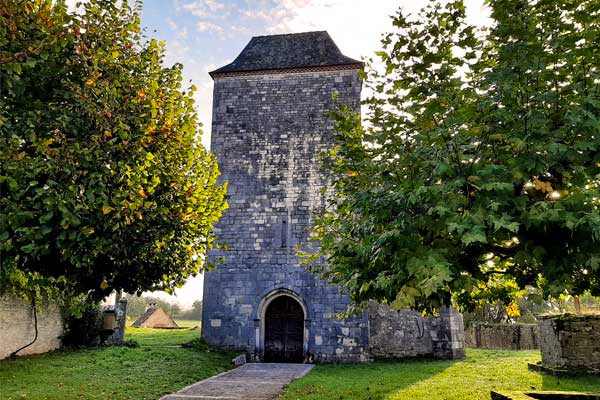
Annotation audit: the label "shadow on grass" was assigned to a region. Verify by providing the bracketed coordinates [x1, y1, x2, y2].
[282, 349, 600, 400]
[284, 357, 454, 400]
[541, 372, 600, 393]
[0, 345, 235, 400]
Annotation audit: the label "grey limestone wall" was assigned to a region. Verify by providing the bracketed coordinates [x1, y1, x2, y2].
[203, 69, 369, 362]
[368, 302, 432, 358]
[0, 295, 64, 359]
[430, 307, 466, 359]
[539, 315, 600, 373]
[368, 302, 465, 359]
[465, 323, 539, 350]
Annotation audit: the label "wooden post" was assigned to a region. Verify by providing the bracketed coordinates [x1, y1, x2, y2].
[574, 296, 581, 314]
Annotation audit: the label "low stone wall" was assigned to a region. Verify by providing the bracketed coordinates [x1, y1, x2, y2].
[368, 303, 465, 359]
[492, 390, 600, 399]
[0, 295, 64, 359]
[430, 306, 466, 359]
[368, 303, 432, 358]
[465, 323, 539, 350]
[539, 314, 600, 374]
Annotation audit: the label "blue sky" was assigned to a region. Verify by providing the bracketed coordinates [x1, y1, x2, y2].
[139, 0, 409, 149]
[77, 0, 490, 307]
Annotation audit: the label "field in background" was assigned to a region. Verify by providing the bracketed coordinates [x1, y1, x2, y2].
[173, 319, 201, 328]
[125, 319, 201, 346]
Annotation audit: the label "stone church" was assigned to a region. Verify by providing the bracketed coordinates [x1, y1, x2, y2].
[202, 31, 464, 363]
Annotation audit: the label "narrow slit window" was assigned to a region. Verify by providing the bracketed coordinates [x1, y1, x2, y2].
[281, 219, 288, 248]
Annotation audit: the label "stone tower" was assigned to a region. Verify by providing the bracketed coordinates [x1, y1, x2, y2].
[202, 31, 465, 363]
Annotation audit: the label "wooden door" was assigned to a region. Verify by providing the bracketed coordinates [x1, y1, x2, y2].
[264, 296, 304, 363]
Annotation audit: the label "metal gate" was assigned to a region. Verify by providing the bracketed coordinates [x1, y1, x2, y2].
[264, 296, 304, 363]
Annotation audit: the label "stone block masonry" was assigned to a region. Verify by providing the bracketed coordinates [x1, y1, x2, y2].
[368, 303, 465, 359]
[465, 322, 539, 350]
[368, 303, 432, 358]
[202, 31, 465, 363]
[539, 314, 600, 374]
[0, 295, 64, 359]
[203, 68, 369, 363]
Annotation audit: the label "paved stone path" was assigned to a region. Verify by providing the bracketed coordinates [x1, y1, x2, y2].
[160, 363, 314, 400]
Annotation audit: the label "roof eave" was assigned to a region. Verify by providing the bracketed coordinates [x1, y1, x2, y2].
[209, 62, 365, 80]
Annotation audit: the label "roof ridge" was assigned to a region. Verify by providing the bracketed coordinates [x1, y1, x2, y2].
[210, 30, 363, 78]
[249, 30, 328, 39]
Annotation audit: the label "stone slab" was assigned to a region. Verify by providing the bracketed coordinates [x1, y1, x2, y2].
[160, 363, 314, 400]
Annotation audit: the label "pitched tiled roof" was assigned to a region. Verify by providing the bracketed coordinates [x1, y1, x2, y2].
[131, 306, 156, 328]
[210, 31, 363, 78]
[131, 306, 178, 328]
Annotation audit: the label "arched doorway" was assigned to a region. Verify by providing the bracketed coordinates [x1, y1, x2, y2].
[264, 295, 304, 362]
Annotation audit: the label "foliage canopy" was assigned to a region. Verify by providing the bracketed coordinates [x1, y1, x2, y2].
[0, 0, 226, 302]
[309, 0, 600, 313]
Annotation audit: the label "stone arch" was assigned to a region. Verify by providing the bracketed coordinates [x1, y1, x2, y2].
[256, 288, 310, 362]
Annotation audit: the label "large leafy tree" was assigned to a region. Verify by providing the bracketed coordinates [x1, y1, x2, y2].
[0, 0, 226, 301]
[310, 0, 600, 313]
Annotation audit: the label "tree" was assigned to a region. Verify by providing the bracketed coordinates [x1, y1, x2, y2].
[0, 0, 227, 302]
[125, 294, 183, 319]
[309, 0, 600, 313]
[182, 299, 203, 320]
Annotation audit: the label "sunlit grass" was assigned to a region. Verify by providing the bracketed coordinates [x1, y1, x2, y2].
[282, 349, 600, 400]
[0, 345, 234, 400]
[126, 325, 200, 346]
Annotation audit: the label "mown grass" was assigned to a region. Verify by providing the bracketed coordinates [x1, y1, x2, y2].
[0, 345, 234, 400]
[126, 325, 200, 346]
[173, 319, 201, 329]
[281, 349, 600, 400]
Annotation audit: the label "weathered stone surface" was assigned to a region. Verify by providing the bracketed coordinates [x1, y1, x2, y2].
[368, 303, 465, 359]
[465, 323, 539, 350]
[202, 32, 465, 363]
[0, 295, 64, 359]
[160, 363, 314, 400]
[368, 302, 432, 358]
[430, 306, 466, 359]
[202, 67, 369, 363]
[539, 314, 600, 374]
[101, 298, 128, 346]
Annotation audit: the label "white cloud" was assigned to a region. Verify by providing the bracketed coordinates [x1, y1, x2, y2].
[205, 0, 225, 11]
[143, 275, 204, 308]
[180, 0, 226, 17]
[176, 27, 189, 39]
[251, 0, 490, 63]
[266, 0, 399, 62]
[167, 17, 178, 30]
[181, 1, 209, 17]
[196, 21, 225, 34]
[164, 39, 190, 65]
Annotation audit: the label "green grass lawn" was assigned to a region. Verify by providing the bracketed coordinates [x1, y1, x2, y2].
[4, 344, 600, 400]
[282, 349, 600, 400]
[0, 345, 234, 400]
[174, 320, 202, 329]
[126, 325, 200, 346]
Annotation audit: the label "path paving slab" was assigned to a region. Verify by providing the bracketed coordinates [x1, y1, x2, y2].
[160, 363, 314, 400]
